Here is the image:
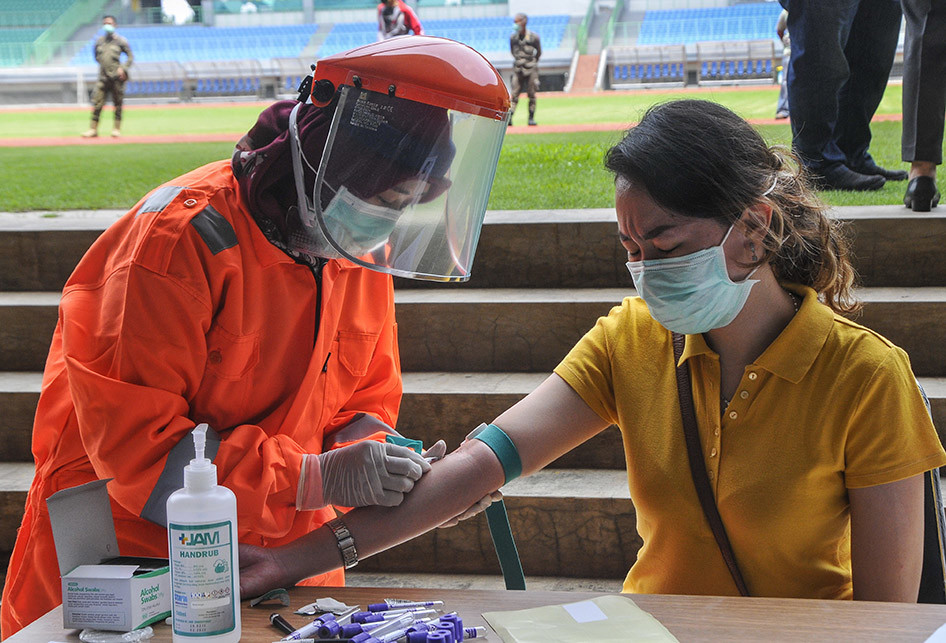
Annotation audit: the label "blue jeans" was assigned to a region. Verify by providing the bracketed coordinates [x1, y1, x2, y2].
[781, 0, 902, 171]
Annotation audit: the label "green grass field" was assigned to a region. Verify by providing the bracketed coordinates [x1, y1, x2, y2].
[0, 85, 921, 212]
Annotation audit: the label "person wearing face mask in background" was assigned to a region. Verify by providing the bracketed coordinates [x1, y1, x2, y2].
[238, 99, 944, 606]
[0, 36, 510, 639]
[82, 14, 132, 138]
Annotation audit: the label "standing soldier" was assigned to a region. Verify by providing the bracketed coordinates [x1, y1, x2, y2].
[509, 12, 541, 126]
[82, 15, 133, 138]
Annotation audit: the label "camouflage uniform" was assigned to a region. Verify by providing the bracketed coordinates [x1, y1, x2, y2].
[509, 28, 541, 123]
[90, 32, 133, 130]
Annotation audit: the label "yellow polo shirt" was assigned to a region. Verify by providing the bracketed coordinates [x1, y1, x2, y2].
[554, 284, 946, 599]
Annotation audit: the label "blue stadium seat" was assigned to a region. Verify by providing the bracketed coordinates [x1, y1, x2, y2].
[639, 2, 782, 45]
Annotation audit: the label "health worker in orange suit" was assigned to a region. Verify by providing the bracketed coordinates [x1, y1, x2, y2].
[0, 36, 510, 638]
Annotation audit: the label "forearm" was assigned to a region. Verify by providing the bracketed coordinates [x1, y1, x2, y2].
[276, 439, 504, 581]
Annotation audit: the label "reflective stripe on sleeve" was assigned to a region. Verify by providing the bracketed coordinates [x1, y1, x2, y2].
[140, 424, 221, 526]
[137, 185, 185, 216]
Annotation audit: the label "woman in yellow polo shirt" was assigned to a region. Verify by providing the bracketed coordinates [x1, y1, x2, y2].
[238, 99, 945, 602]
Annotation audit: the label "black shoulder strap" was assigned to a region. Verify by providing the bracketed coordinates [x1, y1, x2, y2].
[672, 332, 750, 596]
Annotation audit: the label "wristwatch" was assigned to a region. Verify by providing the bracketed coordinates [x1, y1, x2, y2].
[326, 518, 358, 569]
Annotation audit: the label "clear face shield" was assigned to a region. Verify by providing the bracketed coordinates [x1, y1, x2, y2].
[287, 84, 508, 281]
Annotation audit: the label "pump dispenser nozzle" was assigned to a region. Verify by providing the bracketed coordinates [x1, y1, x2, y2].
[184, 423, 216, 491]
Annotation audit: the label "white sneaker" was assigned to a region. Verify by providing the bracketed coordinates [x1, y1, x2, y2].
[81, 128, 98, 138]
[110, 129, 121, 138]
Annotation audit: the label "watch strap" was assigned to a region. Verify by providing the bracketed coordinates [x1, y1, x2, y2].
[326, 517, 358, 569]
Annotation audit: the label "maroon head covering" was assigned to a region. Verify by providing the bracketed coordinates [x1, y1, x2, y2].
[231, 100, 330, 242]
[232, 98, 456, 251]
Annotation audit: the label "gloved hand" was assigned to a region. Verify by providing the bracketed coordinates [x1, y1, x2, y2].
[422, 439, 447, 462]
[317, 440, 430, 508]
[438, 490, 503, 528]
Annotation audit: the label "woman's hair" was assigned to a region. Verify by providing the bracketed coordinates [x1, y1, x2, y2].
[604, 99, 860, 315]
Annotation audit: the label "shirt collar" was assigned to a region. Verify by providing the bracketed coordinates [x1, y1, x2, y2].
[678, 283, 835, 383]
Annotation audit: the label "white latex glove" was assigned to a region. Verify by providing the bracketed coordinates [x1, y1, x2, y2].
[422, 439, 447, 462]
[318, 440, 430, 508]
[438, 490, 504, 528]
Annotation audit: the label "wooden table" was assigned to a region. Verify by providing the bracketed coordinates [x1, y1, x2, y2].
[7, 586, 946, 642]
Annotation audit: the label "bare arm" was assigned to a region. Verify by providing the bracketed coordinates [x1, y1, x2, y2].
[240, 374, 610, 595]
[241, 439, 504, 594]
[492, 373, 610, 475]
[849, 474, 924, 602]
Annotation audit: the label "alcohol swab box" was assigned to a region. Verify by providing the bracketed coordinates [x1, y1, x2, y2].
[47, 478, 171, 632]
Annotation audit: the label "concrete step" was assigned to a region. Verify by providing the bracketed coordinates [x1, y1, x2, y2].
[0, 464, 636, 578]
[393, 287, 946, 376]
[5, 373, 943, 464]
[0, 462, 33, 566]
[8, 287, 942, 374]
[359, 468, 639, 578]
[2, 207, 944, 291]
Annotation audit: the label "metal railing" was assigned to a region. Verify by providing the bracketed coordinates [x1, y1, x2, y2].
[610, 21, 643, 46]
[29, 0, 110, 65]
[575, 0, 595, 55]
[600, 0, 626, 50]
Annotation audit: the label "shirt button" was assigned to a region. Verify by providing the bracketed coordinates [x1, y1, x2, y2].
[714, 428, 720, 436]
[748, 372, 758, 380]
[740, 390, 749, 399]
[184, 198, 198, 207]
[708, 470, 714, 480]
[710, 447, 718, 457]
[208, 350, 223, 364]
[729, 411, 738, 420]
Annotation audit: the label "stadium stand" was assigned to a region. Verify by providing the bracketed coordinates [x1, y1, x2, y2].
[57, 14, 571, 99]
[0, 28, 44, 66]
[0, 0, 75, 27]
[0, 0, 81, 67]
[637, 1, 783, 46]
[70, 24, 318, 65]
[609, 44, 686, 89]
[1, 2, 799, 107]
[603, 2, 782, 89]
[695, 38, 775, 85]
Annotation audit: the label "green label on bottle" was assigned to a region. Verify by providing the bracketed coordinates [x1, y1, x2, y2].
[168, 521, 235, 637]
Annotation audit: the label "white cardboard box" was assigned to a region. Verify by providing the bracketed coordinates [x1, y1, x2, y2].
[47, 479, 171, 631]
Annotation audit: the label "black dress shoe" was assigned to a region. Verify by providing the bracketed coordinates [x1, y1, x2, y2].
[810, 164, 886, 192]
[903, 176, 940, 212]
[850, 160, 909, 181]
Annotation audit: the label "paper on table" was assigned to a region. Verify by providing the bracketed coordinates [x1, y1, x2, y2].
[482, 594, 679, 642]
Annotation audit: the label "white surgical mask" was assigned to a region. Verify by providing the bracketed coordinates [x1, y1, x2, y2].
[626, 225, 759, 334]
[320, 186, 400, 256]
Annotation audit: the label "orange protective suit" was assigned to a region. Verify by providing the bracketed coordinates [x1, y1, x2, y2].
[1, 160, 402, 637]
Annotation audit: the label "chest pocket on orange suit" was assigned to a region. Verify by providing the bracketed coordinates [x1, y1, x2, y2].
[206, 324, 260, 380]
[202, 323, 260, 420]
[324, 330, 380, 418]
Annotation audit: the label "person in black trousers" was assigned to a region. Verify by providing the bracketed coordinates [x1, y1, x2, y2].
[781, 0, 908, 191]
[901, 0, 946, 211]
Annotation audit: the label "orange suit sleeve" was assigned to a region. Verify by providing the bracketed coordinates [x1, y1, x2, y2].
[60, 246, 306, 540]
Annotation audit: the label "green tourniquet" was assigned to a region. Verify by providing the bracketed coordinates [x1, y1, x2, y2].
[468, 423, 526, 590]
[486, 501, 527, 591]
[470, 423, 523, 484]
[385, 434, 423, 454]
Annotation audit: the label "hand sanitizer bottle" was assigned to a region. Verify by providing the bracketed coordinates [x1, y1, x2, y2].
[167, 424, 241, 642]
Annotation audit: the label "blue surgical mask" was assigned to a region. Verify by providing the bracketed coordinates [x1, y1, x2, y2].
[321, 186, 399, 256]
[103, 23, 115, 34]
[625, 224, 759, 334]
